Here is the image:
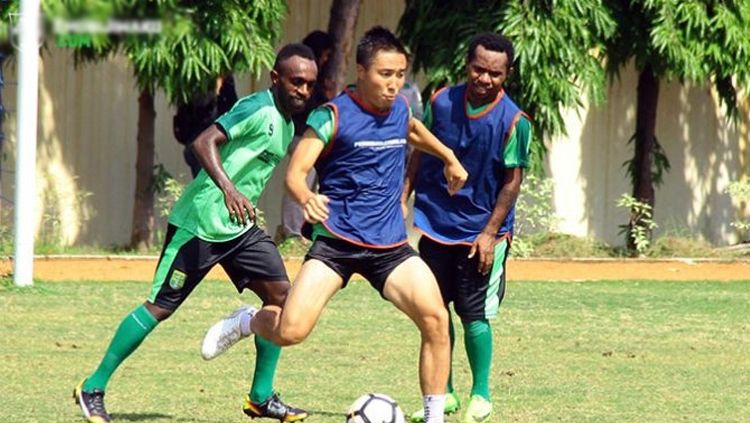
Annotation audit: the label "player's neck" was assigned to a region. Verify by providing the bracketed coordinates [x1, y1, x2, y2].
[271, 87, 293, 120]
[467, 93, 495, 109]
[349, 86, 391, 114]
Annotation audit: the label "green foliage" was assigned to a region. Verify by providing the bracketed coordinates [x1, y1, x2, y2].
[153, 165, 184, 219]
[622, 133, 672, 188]
[0, 206, 13, 254]
[512, 175, 558, 257]
[617, 193, 658, 255]
[47, 0, 287, 104]
[526, 232, 615, 258]
[726, 180, 750, 240]
[275, 237, 310, 257]
[0, 1, 19, 52]
[605, 0, 750, 116]
[399, 0, 617, 175]
[645, 230, 721, 258]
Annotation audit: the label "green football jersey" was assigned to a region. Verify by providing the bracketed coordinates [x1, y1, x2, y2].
[169, 89, 293, 242]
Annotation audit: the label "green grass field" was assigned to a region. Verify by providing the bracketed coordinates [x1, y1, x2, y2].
[1, 278, 748, 422]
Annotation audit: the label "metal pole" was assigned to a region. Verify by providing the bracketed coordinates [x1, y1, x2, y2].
[13, 0, 41, 287]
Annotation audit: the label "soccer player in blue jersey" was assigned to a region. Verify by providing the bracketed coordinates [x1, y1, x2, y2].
[203, 26, 468, 423]
[74, 44, 317, 423]
[403, 33, 531, 423]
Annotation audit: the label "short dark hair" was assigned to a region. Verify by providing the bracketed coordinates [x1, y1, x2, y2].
[467, 33, 514, 66]
[274, 43, 316, 72]
[356, 26, 408, 68]
[302, 30, 334, 62]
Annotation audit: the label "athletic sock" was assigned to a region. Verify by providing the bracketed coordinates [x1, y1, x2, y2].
[240, 309, 253, 336]
[463, 319, 492, 400]
[83, 304, 159, 392]
[423, 394, 445, 423]
[249, 335, 281, 403]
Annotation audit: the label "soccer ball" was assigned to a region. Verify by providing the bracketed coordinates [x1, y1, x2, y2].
[346, 393, 405, 423]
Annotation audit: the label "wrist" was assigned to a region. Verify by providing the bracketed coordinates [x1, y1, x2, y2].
[481, 227, 498, 237]
[219, 181, 236, 195]
[443, 150, 458, 166]
[300, 191, 316, 205]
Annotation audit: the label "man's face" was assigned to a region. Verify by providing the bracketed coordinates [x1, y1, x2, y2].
[272, 56, 318, 115]
[356, 50, 407, 111]
[466, 45, 510, 104]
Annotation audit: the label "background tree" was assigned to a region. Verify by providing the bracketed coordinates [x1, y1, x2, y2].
[322, 0, 361, 96]
[0, 1, 19, 223]
[50, 0, 287, 251]
[603, 0, 750, 252]
[398, 0, 616, 176]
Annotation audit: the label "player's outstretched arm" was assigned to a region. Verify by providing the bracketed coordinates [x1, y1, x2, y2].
[407, 118, 468, 195]
[286, 127, 329, 223]
[192, 124, 254, 225]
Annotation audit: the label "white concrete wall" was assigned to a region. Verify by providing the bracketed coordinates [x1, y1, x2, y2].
[1, 0, 748, 248]
[548, 65, 749, 246]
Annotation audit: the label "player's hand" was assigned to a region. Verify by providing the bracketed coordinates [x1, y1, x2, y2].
[468, 231, 497, 275]
[223, 187, 255, 226]
[443, 160, 468, 196]
[303, 194, 330, 224]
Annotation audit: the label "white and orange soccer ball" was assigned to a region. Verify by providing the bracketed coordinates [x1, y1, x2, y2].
[345, 393, 405, 423]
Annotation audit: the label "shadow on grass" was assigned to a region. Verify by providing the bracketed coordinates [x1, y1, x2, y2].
[309, 409, 347, 418]
[111, 413, 173, 421]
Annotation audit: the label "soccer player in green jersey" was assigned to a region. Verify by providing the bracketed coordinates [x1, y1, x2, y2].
[74, 44, 318, 423]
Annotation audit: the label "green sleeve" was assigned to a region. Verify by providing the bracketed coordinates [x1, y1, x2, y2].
[503, 115, 532, 168]
[422, 102, 433, 129]
[306, 106, 335, 145]
[215, 97, 264, 143]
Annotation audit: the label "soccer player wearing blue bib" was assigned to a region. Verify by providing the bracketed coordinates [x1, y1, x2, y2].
[203, 27, 468, 423]
[403, 33, 531, 423]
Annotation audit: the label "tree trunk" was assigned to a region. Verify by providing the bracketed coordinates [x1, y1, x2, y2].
[628, 64, 660, 251]
[130, 89, 156, 251]
[324, 0, 362, 95]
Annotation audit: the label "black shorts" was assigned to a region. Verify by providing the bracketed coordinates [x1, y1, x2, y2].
[418, 236, 509, 321]
[147, 224, 289, 310]
[304, 236, 417, 297]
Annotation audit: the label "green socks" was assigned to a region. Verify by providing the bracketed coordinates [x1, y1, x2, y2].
[463, 319, 492, 400]
[249, 335, 281, 403]
[83, 304, 159, 392]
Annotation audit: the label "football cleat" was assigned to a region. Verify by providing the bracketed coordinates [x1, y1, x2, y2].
[243, 392, 309, 422]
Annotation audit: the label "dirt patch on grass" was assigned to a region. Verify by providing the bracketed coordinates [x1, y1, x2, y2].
[2, 256, 749, 282]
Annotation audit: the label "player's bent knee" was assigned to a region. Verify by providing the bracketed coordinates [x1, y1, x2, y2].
[255, 281, 291, 307]
[416, 306, 449, 341]
[274, 312, 315, 346]
[276, 325, 311, 346]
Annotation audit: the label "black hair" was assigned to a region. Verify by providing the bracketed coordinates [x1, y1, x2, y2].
[356, 26, 408, 68]
[274, 43, 316, 72]
[302, 30, 334, 62]
[467, 33, 514, 66]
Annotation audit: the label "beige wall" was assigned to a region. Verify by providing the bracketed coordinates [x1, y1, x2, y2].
[549, 66, 749, 246]
[1, 1, 748, 249]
